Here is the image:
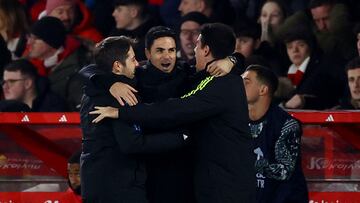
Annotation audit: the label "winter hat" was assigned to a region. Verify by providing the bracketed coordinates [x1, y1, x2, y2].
[31, 16, 66, 49]
[180, 12, 210, 26]
[46, 0, 76, 15]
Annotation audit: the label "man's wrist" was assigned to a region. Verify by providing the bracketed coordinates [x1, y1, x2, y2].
[228, 55, 237, 65]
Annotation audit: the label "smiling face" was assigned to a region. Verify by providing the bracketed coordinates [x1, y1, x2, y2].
[113, 46, 139, 79]
[146, 37, 176, 73]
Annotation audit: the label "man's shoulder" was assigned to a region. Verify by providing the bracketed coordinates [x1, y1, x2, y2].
[212, 74, 244, 88]
[269, 105, 300, 124]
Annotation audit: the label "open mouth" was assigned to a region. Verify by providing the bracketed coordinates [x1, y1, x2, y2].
[161, 63, 171, 68]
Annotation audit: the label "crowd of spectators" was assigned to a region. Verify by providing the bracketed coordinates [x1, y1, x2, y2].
[1, 0, 360, 111]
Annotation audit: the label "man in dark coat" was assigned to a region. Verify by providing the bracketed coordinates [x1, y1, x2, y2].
[2, 59, 67, 112]
[90, 23, 256, 203]
[242, 65, 308, 203]
[80, 36, 187, 203]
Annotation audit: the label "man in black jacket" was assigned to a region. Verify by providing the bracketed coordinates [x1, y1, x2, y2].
[80, 36, 187, 202]
[91, 23, 256, 203]
[2, 59, 67, 112]
[242, 65, 308, 203]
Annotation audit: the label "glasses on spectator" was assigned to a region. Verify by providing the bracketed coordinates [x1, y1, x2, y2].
[180, 29, 201, 37]
[1, 78, 27, 87]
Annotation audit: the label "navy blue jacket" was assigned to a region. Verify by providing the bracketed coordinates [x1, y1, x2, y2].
[250, 104, 308, 203]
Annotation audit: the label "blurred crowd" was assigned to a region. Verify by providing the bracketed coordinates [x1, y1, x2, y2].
[1, 0, 360, 111]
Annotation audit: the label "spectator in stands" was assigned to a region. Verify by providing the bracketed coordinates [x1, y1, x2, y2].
[0, 0, 30, 59]
[178, 0, 236, 25]
[258, 0, 287, 45]
[110, 0, 160, 61]
[2, 59, 67, 111]
[26, 16, 92, 111]
[281, 26, 345, 109]
[336, 57, 360, 109]
[39, 0, 103, 43]
[63, 150, 81, 202]
[233, 18, 285, 75]
[80, 36, 187, 202]
[242, 64, 308, 203]
[279, 0, 356, 63]
[178, 12, 209, 66]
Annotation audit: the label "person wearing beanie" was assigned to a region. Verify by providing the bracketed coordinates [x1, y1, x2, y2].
[27, 16, 67, 69]
[26, 16, 93, 111]
[30, 16, 66, 52]
[178, 12, 209, 65]
[40, 0, 102, 43]
[280, 25, 346, 110]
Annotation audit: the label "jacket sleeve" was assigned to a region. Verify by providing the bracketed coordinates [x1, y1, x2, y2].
[79, 64, 116, 90]
[111, 119, 187, 154]
[118, 76, 226, 129]
[257, 119, 302, 180]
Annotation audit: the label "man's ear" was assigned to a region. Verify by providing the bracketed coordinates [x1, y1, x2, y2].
[129, 5, 139, 18]
[259, 84, 269, 96]
[198, 0, 206, 12]
[113, 61, 123, 74]
[24, 78, 33, 90]
[204, 45, 210, 57]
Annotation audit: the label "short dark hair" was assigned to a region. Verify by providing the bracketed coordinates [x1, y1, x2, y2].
[113, 0, 147, 18]
[200, 23, 235, 59]
[309, 0, 334, 9]
[94, 36, 135, 72]
[233, 19, 261, 40]
[145, 26, 177, 50]
[4, 59, 38, 80]
[68, 149, 81, 164]
[245, 64, 279, 97]
[346, 57, 360, 72]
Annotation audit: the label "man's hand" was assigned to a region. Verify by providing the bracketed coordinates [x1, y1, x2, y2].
[206, 57, 233, 77]
[110, 82, 138, 106]
[89, 106, 119, 123]
[285, 94, 305, 109]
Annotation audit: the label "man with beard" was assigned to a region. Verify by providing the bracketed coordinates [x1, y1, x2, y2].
[63, 150, 82, 203]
